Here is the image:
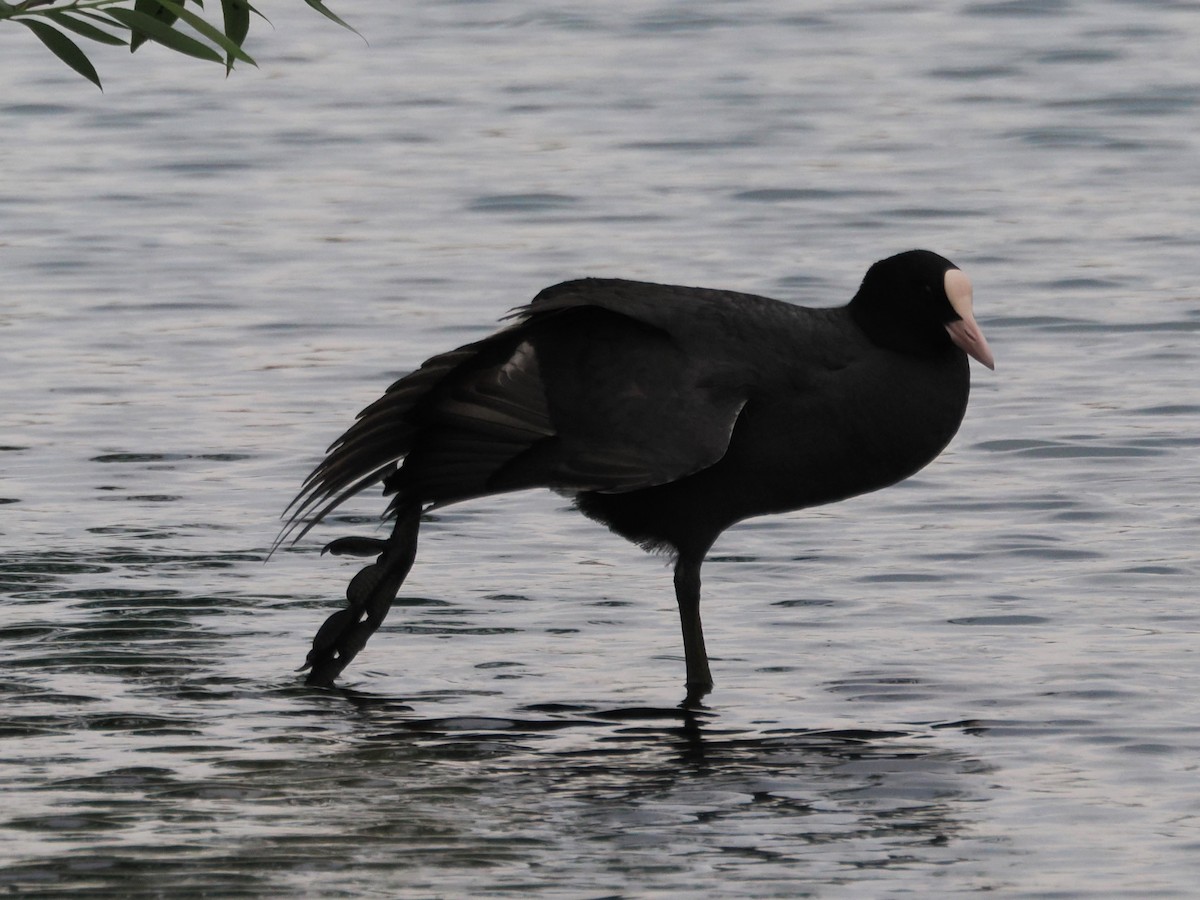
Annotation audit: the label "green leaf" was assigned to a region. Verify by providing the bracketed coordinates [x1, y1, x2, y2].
[219, 0, 250, 71]
[129, 0, 179, 53]
[150, 0, 255, 67]
[301, 0, 361, 39]
[220, 0, 251, 44]
[248, 2, 271, 27]
[18, 18, 102, 89]
[106, 7, 224, 63]
[45, 10, 128, 47]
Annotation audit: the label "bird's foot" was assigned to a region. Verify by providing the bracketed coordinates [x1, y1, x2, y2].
[680, 679, 713, 710]
[302, 507, 421, 686]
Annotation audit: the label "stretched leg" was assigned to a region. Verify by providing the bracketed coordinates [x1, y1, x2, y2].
[303, 503, 422, 686]
[674, 551, 713, 706]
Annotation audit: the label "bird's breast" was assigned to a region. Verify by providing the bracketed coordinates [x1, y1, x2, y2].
[719, 349, 970, 516]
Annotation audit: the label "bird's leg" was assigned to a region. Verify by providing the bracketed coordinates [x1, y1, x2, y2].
[302, 503, 422, 687]
[674, 552, 713, 706]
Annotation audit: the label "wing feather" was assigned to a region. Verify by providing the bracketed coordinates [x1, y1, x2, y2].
[279, 279, 759, 547]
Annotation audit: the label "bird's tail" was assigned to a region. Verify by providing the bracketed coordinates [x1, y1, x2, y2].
[301, 502, 422, 686]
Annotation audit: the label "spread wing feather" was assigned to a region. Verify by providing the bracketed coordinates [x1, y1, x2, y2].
[277, 280, 752, 547]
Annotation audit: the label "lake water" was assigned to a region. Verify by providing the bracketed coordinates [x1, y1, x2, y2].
[2, 1, 1198, 896]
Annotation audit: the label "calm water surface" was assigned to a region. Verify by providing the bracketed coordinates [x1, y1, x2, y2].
[2, 1, 1198, 896]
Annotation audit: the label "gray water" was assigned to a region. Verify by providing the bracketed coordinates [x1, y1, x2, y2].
[2, 1, 1198, 896]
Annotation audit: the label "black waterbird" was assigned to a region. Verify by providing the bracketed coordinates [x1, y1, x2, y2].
[278, 249, 994, 704]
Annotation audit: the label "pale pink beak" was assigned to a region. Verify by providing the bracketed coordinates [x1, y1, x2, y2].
[943, 269, 995, 370]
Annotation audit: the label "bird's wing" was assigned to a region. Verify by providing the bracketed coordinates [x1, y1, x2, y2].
[504, 276, 833, 487]
[485, 281, 754, 495]
[278, 279, 758, 544]
[397, 298, 750, 503]
[275, 332, 534, 546]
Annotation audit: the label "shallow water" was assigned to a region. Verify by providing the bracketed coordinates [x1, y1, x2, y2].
[2, 1, 1199, 896]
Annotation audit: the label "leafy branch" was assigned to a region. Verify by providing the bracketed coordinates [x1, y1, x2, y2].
[0, 0, 354, 89]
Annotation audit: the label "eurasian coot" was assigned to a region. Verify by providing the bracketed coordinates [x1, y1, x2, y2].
[279, 249, 994, 703]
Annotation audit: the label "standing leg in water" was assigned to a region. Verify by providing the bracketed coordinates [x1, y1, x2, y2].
[674, 551, 713, 707]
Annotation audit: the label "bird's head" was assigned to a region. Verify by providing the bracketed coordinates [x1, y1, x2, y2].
[850, 249, 995, 370]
